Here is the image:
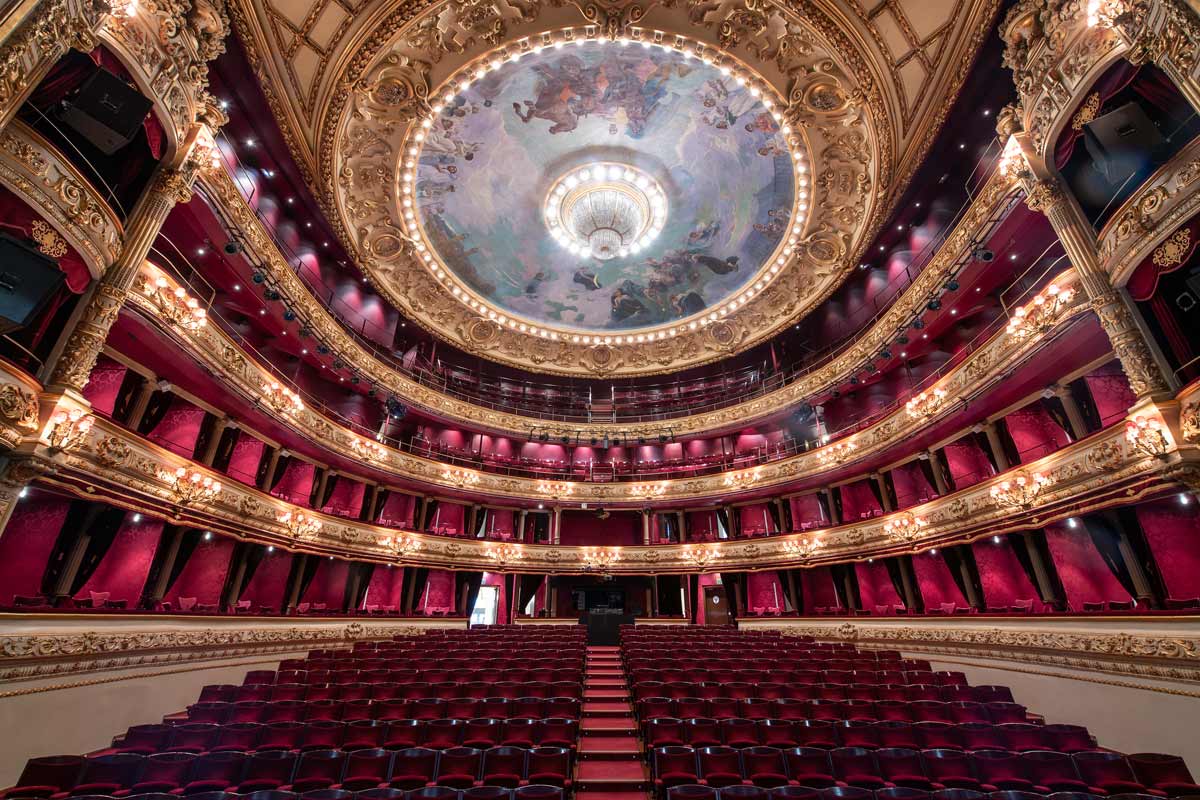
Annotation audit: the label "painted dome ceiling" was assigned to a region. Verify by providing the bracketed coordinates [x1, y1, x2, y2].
[228, 0, 1003, 376]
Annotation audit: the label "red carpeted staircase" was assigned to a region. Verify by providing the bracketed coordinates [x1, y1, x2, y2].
[575, 645, 649, 800]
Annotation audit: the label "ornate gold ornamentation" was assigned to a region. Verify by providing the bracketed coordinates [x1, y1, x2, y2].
[261, 380, 304, 415]
[781, 534, 823, 560]
[820, 439, 857, 466]
[279, 509, 321, 540]
[47, 408, 94, 453]
[1125, 414, 1170, 458]
[164, 466, 222, 506]
[580, 546, 621, 575]
[0, 383, 39, 432]
[990, 471, 1050, 509]
[1006, 283, 1075, 339]
[382, 533, 421, 558]
[1151, 227, 1191, 269]
[30, 220, 68, 258]
[141, 273, 208, 331]
[883, 512, 928, 546]
[352, 437, 389, 461]
[683, 544, 719, 569]
[443, 468, 482, 488]
[1070, 92, 1102, 130]
[905, 387, 948, 420]
[723, 469, 761, 489]
[484, 542, 524, 567]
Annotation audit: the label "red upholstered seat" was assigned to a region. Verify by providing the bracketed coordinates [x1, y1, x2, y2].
[742, 746, 791, 788]
[335, 748, 393, 791]
[386, 748, 438, 790]
[481, 746, 527, 788]
[783, 747, 841, 788]
[654, 746, 700, 792]
[1128, 753, 1200, 796]
[698, 746, 744, 788]
[526, 746, 572, 789]
[434, 747, 483, 789]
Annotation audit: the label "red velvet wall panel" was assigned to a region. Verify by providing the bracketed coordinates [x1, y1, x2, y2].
[1084, 364, 1137, 427]
[891, 461, 937, 507]
[83, 357, 127, 417]
[483, 508, 515, 539]
[911, 550, 966, 610]
[943, 438, 995, 489]
[419, 569, 456, 613]
[747, 571, 784, 612]
[271, 460, 316, 506]
[77, 515, 162, 604]
[0, 491, 69, 600]
[840, 480, 883, 521]
[856, 561, 903, 611]
[363, 565, 404, 611]
[688, 510, 720, 541]
[1136, 498, 1200, 599]
[225, 435, 265, 486]
[301, 558, 349, 608]
[970, 537, 1039, 608]
[738, 503, 777, 536]
[790, 494, 825, 531]
[167, 536, 234, 606]
[429, 501, 466, 535]
[147, 397, 207, 457]
[482, 572, 508, 624]
[378, 492, 417, 528]
[559, 510, 641, 546]
[1005, 403, 1071, 463]
[322, 478, 364, 518]
[802, 567, 841, 613]
[239, 548, 291, 610]
[1044, 522, 1131, 607]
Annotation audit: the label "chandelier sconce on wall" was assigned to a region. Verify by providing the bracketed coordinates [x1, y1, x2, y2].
[279, 509, 322, 541]
[990, 471, 1051, 509]
[382, 533, 420, 559]
[782, 534, 824, 561]
[631, 483, 667, 500]
[684, 544, 720, 570]
[444, 468, 482, 488]
[1005, 284, 1074, 340]
[883, 513, 929, 546]
[164, 466, 222, 506]
[485, 542, 525, 568]
[1126, 414, 1170, 458]
[820, 439, 858, 466]
[581, 546, 621, 575]
[352, 437, 389, 462]
[46, 408, 94, 453]
[906, 387, 948, 420]
[262, 381, 304, 415]
[723, 469, 761, 489]
[142, 274, 208, 332]
[537, 480, 574, 500]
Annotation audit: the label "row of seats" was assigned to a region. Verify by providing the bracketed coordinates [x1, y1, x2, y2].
[665, 786, 1181, 800]
[114, 720, 579, 755]
[643, 720, 1088, 752]
[632, 686, 1015, 704]
[650, 746, 1200, 797]
[2, 787, 564, 800]
[262, 673, 584, 687]
[4, 747, 571, 797]
[186, 697, 583, 720]
[638, 699, 1027, 722]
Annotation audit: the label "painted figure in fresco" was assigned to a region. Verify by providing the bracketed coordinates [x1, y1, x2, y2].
[512, 55, 598, 134]
[611, 282, 648, 320]
[574, 269, 603, 290]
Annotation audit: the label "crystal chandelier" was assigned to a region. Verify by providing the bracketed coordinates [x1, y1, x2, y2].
[545, 163, 666, 261]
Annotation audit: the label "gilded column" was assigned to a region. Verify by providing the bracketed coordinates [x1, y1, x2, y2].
[1025, 179, 1174, 399]
[48, 166, 198, 392]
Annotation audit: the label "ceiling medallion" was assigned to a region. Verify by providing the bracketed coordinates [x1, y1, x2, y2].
[400, 28, 810, 344]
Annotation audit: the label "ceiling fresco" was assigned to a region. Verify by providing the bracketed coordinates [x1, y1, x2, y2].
[413, 44, 798, 332]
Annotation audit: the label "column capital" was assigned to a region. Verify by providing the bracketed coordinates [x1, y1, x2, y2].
[1024, 178, 1069, 214]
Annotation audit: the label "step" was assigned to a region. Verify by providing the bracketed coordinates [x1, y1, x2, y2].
[584, 689, 630, 700]
[575, 759, 650, 791]
[581, 716, 638, 735]
[575, 791, 649, 800]
[586, 678, 627, 687]
[578, 735, 643, 759]
[583, 701, 634, 717]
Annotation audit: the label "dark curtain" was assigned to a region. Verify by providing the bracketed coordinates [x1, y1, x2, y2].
[403, 567, 429, 615]
[516, 574, 544, 615]
[766, 502, 783, 533]
[865, 478, 884, 510]
[916, 458, 940, 495]
[295, 556, 321, 603]
[67, 507, 127, 597]
[269, 456, 292, 491]
[138, 524, 181, 607]
[829, 488, 844, 522]
[941, 545, 984, 609]
[1085, 512, 1166, 606]
[162, 528, 203, 595]
[688, 574, 700, 623]
[1007, 532, 1049, 602]
[1040, 398, 1075, 442]
[320, 474, 340, 508]
[456, 571, 484, 618]
[254, 447, 276, 488]
[236, 544, 268, 599]
[1069, 378, 1103, 434]
[110, 369, 143, 424]
[779, 499, 794, 532]
[718, 572, 741, 620]
[781, 569, 804, 614]
[933, 450, 957, 492]
[994, 419, 1022, 468]
[830, 563, 861, 610]
[218, 542, 253, 609]
[423, 499, 440, 532]
[352, 563, 375, 610]
[715, 508, 731, 539]
[816, 492, 833, 524]
[974, 431, 1001, 474]
[212, 428, 240, 473]
[370, 489, 389, 523]
[503, 574, 516, 618]
[883, 558, 907, 607]
[1055, 61, 1141, 167]
[656, 575, 684, 616]
[191, 414, 218, 462]
[135, 391, 173, 435]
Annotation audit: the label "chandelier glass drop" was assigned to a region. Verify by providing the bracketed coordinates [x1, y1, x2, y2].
[545, 163, 666, 261]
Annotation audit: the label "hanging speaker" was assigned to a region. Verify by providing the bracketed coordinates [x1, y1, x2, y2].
[59, 68, 153, 155]
[0, 233, 66, 336]
[1083, 102, 1165, 185]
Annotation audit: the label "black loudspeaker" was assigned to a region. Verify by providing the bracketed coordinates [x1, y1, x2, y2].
[0, 233, 66, 335]
[1084, 102, 1165, 184]
[59, 68, 153, 155]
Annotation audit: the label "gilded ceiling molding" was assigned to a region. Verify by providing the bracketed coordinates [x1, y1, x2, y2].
[12, 394, 1187, 574]
[198, 163, 1019, 439]
[0, 620, 443, 685]
[0, 121, 123, 278]
[96, 0, 231, 158]
[125, 261, 1088, 505]
[745, 618, 1200, 687]
[1002, 0, 1200, 178]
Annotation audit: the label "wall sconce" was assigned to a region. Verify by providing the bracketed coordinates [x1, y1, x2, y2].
[279, 509, 321, 540]
[883, 512, 929, 546]
[906, 387, 947, 420]
[683, 545, 719, 569]
[631, 483, 667, 500]
[382, 534, 420, 558]
[1006, 284, 1074, 340]
[1126, 415, 1169, 458]
[782, 534, 824, 560]
[47, 408, 94, 453]
[581, 546, 621, 574]
[820, 439, 858, 466]
[990, 471, 1050, 509]
[262, 381, 304, 415]
[536, 480, 573, 499]
[165, 466, 222, 506]
[142, 274, 208, 331]
[722, 469, 761, 489]
[353, 437, 389, 461]
[444, 468, 482, 488]
[485, 542, 525, 567]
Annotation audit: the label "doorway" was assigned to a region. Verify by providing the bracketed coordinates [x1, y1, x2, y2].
[470, 585, 499, 626]
[704, 586, 730, 625]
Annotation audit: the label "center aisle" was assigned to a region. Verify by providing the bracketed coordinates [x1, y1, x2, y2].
[576, 645, 650, 800]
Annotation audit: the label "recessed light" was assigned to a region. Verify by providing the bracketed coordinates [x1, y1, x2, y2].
[287, 197, 295, 204]
[245, 138, 255, 147]
[993, 535, 1001, 543]
[259, 309, 266, 315]
[233, 284, 241, 291]
[203, 531, 213, 540]
[196, 247, 206, 256]
[1010, 253, 1018, 261]
[957, 143, 965, 150]
[983, 109, 992, 117]
[1068, 518, 1079, 528]
[132, 513, 142, 523]
[1181, 493, 1193, 506]
[219, 99, 230, 110]
[950, 309, 957, 315]
[267, 545, 274, 552]
[305, 222, 313, 228]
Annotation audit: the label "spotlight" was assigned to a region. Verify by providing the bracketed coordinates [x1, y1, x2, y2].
[299, 327, 312, 338]
[267, 545, 274, 552]
[561, 435, 570, 445]
[945, 279, 960, 292]
[264, 289, 281, 301]
[831, 390, 841, 399]
[880, 350, 892, 359]
[911, 318, 925, 330]
[1067, 518, 1078, 528]
[638, 437, 646, 445]
[539, 432, 549, 442]
[317, 344, 330, 355]
[18, 487, 28, 499]
[971, 245, 995, 262]
[927, 299, 942, 311]
[251, 271, 266, 284]
[224, 241, 244, 255]
[993, 535, 1001, 544]
[590, 437, 598, 446]
[333, 359, 345, 369]
[1181, 493, 1193, 506]
[658, 434, 668, 444]
[282, 309, 296, 321]
[849, 377, 859, 386]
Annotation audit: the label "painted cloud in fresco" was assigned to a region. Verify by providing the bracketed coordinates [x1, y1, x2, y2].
[414, 43, 795, 332]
